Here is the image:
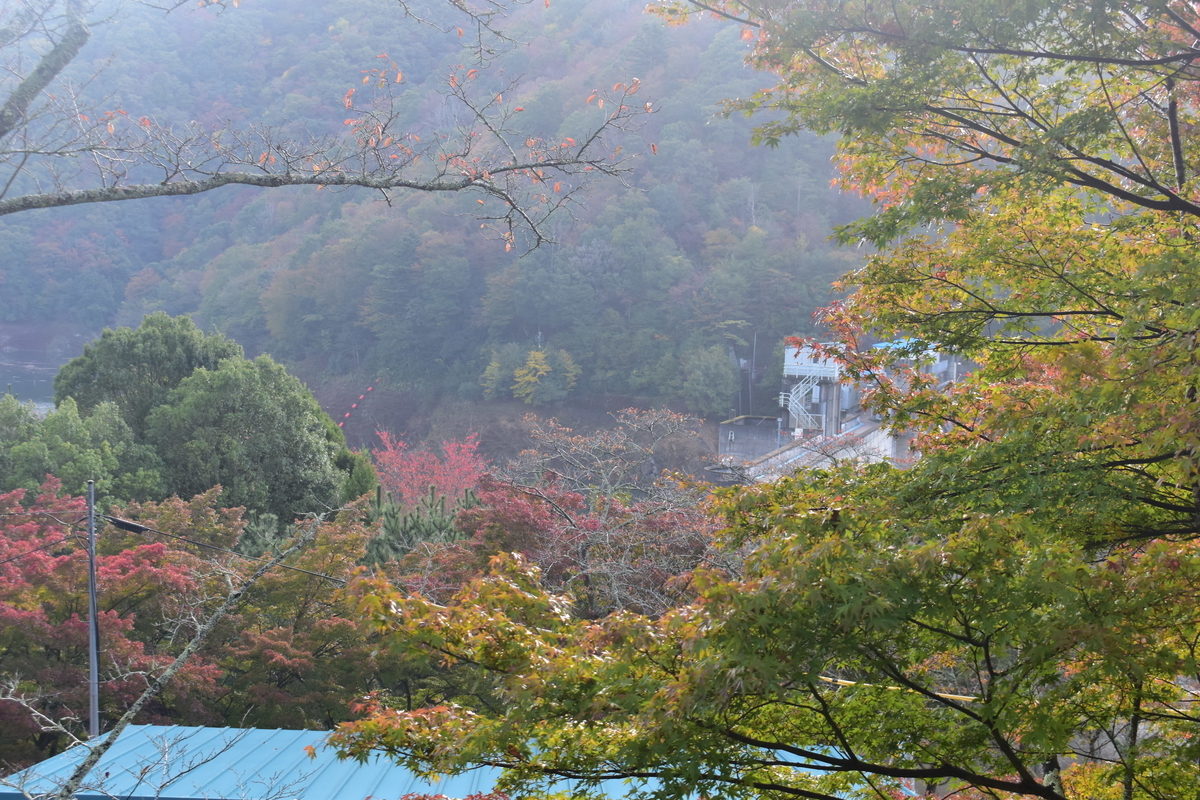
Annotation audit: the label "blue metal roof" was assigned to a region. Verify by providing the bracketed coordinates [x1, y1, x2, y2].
[0, 726, 917, 800]
[0, 725, 499, 800]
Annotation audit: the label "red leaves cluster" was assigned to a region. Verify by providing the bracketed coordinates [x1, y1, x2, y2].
[389, 469, 716, 615]
[0, 480, 225, 767]
[372, 432, 487, 507]
[0, 482, 393, 763]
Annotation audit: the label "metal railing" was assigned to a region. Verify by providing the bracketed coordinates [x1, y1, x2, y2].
[785, 376, 823, 431]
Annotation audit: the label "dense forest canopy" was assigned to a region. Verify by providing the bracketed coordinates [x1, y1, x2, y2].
[0, 0, 865, 415]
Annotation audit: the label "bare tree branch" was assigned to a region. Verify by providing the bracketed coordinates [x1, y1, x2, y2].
[0, 3, 88, 140]
[0, 1, 648, 242]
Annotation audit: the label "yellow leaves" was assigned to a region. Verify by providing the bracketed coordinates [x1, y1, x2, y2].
[362, 75, 370, 84]
[512, 350, 553, 401]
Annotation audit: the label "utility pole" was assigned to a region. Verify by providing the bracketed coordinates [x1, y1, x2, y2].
[749, 331, 757, 414]
[87, 479, 99, 738]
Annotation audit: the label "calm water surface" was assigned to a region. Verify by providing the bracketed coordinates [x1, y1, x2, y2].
[0, 323, 93, 412]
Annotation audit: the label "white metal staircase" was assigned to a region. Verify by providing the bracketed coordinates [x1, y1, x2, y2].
[782, 343, 840, 433]
[785, 376, 822, 431]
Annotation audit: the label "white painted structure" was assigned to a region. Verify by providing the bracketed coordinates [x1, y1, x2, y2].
[729, 339, 970, 483]
[780, 343, 842, 435]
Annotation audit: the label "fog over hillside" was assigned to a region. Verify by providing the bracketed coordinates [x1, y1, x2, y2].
[0, 0, 867, 420]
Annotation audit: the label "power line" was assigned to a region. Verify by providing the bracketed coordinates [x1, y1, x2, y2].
[101, 515, 347, 585]
[0, 534, 78, 567]
[0, 511, 86, 526]
[0, 510, 347, 585]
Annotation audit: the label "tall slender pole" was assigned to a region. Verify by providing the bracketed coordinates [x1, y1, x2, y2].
[87, 479, 99, 738]
[749, 331, 757, 413]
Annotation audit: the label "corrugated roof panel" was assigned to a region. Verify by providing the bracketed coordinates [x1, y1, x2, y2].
[0, 725, 898, 800]
[0, 726, 505, 800]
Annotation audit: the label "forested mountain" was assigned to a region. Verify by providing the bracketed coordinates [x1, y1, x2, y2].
[0, 0, 864, 415]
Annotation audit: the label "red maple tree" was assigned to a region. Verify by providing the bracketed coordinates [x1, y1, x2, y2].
[372, 432, 487, 507]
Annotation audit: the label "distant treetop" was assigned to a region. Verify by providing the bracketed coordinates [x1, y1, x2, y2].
[54, 312, 244, 439]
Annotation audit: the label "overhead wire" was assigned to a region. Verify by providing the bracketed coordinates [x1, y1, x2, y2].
[0, 511, 86, 526]
[101, 515, 348, 585]
[0, 534, 79, 567]
[0, 510, 346, 584]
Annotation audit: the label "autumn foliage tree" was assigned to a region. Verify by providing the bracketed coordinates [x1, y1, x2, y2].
[204, 498, 428, 730]
[0, 482, 227, 767]
[0, 482, 411, 768]
[373, 433, 487, 509]
[647, 0, 1200, 245]
[378, 411, 723, 617]
[332, 3, 1200, 799]
[338, 493, 1200, 800]
[481, 348, 582, 405]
